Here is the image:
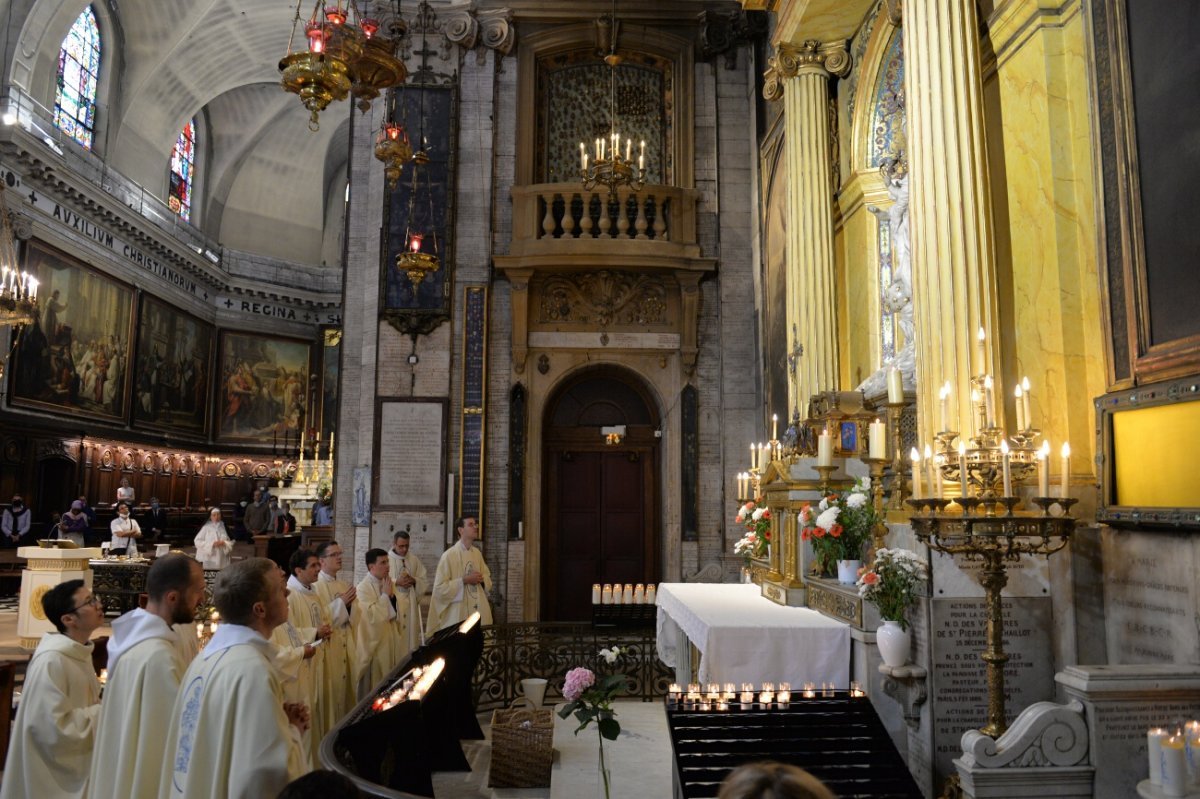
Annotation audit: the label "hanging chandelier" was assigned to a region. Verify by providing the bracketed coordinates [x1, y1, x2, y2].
[579, 0, 647, 195]
[0, 183, 36, 329]
[374, 118, 412, 189]
[395, 150, 440, 288]
[279, 0, 409, 130]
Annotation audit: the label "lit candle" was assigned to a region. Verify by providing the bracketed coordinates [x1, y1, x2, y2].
[582, 152, 588, 170]
[975, 326, 986, 376]
[1000, 440, 1012, 497]
[924, 444, 935, 495]
[210, 620, 218, 635]
[910, 448, 922, 499]
[716, 701, 729, 712]
[934, 454, 945, 499]
[739, 691, 753, 710]
[196, 622, 204, 639]
[887, 367, 903, 404]
[850, 681, 865, 698]
[622, 584, 633, 604]
[1038, 442, 1050, 496]
[646, 584, 656, 604]
[983, 375, 995, 428]
[759, 443, 767, 469]
[817, 428, 833, 467]
[625, 138, 631, 161]
[723, 683, 736, 697]
[869, 418, 887, 459]
[802, 682, 815, 699]
[822, 682, 833, 697]
[970, 389, 981, 437]
[1162, 735, 1188, 796]
[1060, 442, 1071, 499]
[592, 584, 601, 604]
[579, 141, 586, 169]
[958, 442, 969, 498]
[688, 683, 700, 695]
[637, 153, 644, 171]
[777, 690, 790, 707]
[1013, 385, 1025, 431]
[1022, 376, 1032, 428]
[758, 690, 773, 706]
[99, 668, 108, 686]
[750, 443, 757, 472]
[772, 414, 778, 441]
[602, 585, 613, 605]
[634, 584, 645, 603]
[698, 701, 711, 712]
[211, 610, 219, 621]
[939, 383, 949, 432]
[1185, 721, 1200, 788]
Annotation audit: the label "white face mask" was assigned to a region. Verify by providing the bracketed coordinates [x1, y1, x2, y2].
[119, 512, 129, 519]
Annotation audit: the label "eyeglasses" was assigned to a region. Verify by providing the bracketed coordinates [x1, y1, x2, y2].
[67, 595, 101, 614]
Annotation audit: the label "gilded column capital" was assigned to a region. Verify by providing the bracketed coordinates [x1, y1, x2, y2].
[762, 40, 852, 101]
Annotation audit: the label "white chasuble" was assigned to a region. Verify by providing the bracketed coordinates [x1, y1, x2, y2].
[315, 571, 357, 722]
[0, 633, 100, 799]
[270, 620, 317, 772]
[351, 574, 401, 699]
[284, 576, 332, 761]
[88, 610, 184, 799]
[425, 541, 493, 637]
[388, 549, 430, 660]
[161, 624, 307, 799]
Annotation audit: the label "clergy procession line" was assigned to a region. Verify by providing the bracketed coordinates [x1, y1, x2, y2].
[0, 516, 494, 798]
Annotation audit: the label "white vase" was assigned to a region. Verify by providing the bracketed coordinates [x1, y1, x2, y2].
[877, 619, 911, 668]
[836, 559, 862, 585]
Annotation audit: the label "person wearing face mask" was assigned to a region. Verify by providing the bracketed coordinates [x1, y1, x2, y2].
[109, 501, 142, 557]
[58, 501, 90, 547]
[1, 495, 32, 547]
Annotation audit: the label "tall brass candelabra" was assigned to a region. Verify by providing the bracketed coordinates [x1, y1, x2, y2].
[906, 496, 1076, 737]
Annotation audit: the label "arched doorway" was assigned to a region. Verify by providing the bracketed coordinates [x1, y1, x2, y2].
[541, 367, 660, 621]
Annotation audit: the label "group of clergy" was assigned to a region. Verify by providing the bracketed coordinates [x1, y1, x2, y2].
[0, 515, 494, 799]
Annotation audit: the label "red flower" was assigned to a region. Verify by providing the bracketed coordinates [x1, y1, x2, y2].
[764, 531, 771, 540]
[862, 572, 880, 585]
[762, 510, 771, 519]
[830, 524, 843, 538]
[801, 529, 811, 541]
[746, 501, 756, 510]
[813, 527, 826, 539]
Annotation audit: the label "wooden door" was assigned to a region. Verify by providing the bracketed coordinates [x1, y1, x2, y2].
[544, 446, 654, 621]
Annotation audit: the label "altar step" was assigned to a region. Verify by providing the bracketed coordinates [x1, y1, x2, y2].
[666, 694, 922, 799]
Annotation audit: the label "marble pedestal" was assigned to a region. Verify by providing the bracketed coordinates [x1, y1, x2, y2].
[17, 546, 102, 649]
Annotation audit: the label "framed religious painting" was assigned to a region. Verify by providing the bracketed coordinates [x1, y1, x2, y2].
[131, 294, 214, 437]
[8, 239, 135, 423]
[318, 326, 341, 437]
[215, 330, 312, 445]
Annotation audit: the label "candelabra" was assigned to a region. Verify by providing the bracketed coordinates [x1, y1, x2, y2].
[885, 401, 908, 509]
[907, 496, 1076, 737]
[864, 457, 889, 553]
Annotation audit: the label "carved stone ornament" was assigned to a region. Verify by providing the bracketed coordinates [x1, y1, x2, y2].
[763, 40, 852, 101]
[701, 9, 768, 69]
[959, 699, 1089, 769]
[398, 1, 515, 78]
[538, 271, 668, 328]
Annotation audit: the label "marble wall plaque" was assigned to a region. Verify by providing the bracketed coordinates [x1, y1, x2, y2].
[929, 596, 1055, 782]
[377, 400, 445, 508]
[1101, 528, 1200, 664]
[929, 549, 1049, 598]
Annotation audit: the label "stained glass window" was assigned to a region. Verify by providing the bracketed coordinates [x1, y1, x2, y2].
[54, 6, 101, 150]
[169, 120, 196, 222]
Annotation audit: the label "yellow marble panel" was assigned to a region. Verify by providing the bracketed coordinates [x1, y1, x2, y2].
[1112, 403, 1200, 508]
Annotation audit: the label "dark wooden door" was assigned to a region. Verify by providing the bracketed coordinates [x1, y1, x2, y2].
[545, 446, 653, 621]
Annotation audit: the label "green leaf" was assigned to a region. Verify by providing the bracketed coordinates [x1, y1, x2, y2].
[598, 717, 620, 740]
[557, 701, 579, 720]
[574, 708, 592, 724]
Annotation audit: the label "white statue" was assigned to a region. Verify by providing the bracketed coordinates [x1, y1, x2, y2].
[857, 156, 915, 397]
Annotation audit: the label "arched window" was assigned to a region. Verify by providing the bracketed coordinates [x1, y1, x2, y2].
[169, 119, 197, 222]
[54, 6, 101, 150]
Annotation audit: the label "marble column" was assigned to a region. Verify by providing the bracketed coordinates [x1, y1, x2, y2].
[764, 40, 850, 414]
[902, 0, 1002, 440]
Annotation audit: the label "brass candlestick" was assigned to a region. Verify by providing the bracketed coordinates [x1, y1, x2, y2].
[885, 401, 908, 509]
[815, 465, 836, 494]
[907, 496, 1076, 738]
[864, 457, 889, 554]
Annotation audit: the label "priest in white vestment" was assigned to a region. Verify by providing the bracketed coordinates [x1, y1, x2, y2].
[387, 530, 429, 660]
[352, 548, 403, 699]
[0, 580, 103, 799]
[279, 548, 333, 762]
[194, 507, 232, 570]
[426, 516, 493, 636]
[314, 540, 358, 723]
[88, 554, 206, 799]
[160, 558, 310, 799]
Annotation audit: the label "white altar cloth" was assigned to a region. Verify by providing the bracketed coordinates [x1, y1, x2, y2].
[655, 583, 850, 687]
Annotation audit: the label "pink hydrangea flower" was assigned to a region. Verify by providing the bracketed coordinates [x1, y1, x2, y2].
[563, 667, 596, 701]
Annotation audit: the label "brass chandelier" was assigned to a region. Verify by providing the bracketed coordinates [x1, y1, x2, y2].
[279, 0, 409, 130]
[375, 118, 412, 189]
[0, 183, 36, 329]
[579, 0, 647, 195]
[396, 149, 440, 289]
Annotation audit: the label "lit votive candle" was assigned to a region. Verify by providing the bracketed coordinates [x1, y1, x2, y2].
[1184, 721, 1200, 786]
[602, 585, 613, 605]
[803, 682, 816, 698]
[592, 584, 601, 604]
[741, 682, 755, 693]
[1149, 727, 1168, 784]
[716, 701, 729, 712]
[633, 584, 645, 603]
[688, 683, 700, 695]
[98, 668, 108, 686]
[822, 682, 834, 697]
[776, 690, 790, 708]
[850, 681, 865, 698]
[740, 691, 753, 710]
[698, 702, 711, 712]
[758, 691, 774, 706]
[1162, 735, 1187, 797]
[211, 610, 219, 621]
[668, 683, 681, 697]
[761, 682, 774, 693]
[723, 683, 736, 696]
[646, 584, 656, 604]
[685, 691, 700, 706]
[196, 622, 204, 639]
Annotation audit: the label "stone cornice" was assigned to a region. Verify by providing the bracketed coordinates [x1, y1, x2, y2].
[762, 40, 852, 101]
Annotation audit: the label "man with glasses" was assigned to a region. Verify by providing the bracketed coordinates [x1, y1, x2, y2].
[313, 540, 357, 723]
[0, 580, 103, 799]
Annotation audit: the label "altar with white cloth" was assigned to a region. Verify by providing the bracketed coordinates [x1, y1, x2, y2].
[655, 583, 850, 688]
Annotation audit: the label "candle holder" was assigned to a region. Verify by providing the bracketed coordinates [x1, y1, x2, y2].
[886, 401, 908, 509]
[815, 465, 836, 494]
[906, 497, 1075, 738]
[864, 457, 890, 554]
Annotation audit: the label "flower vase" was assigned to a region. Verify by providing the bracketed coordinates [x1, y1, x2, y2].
[877, 619, 911, 667]
[837, 559, 862, 585]
[597, 742, 612, 799]
[740, 566, 752, 584]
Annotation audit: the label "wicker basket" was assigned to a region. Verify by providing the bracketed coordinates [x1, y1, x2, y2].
[489, 707, 554, 788]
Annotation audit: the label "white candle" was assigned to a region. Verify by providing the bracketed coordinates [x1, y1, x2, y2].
[1060, 442, 1071, 498]
[983, 375, 995, 428]
[634, 584, 645, 603]
[1150, 727, 1169, 785]
[1038, 442, 1050, 496]
[1185, 722, 1200, 789]
[939, 383, 949, 432]
[1000, 440, 1012, 497]
[518, 521, 523, 539]
[750, 443, 757, 471]
[817, 429, 833, 467]
[887, 367, 903, 404]
[602, 585, 613, 605]
[1014, 385, 1026, 431]
[924, 444, 935, 495]
[970, 389, 981, 437]
[592, 584, 602, 604]
[772, 414, 778, 441]
[975, 326, 986, 376]
[645, 584, 656, 604]
[910, 448, 922, 499]
[934, 454, 944, 499]
[1022, 376, 1032, 428]
[622, 584, 633, 604]
[869, 418, 887, 459]
[739, 691, 753, 710]
[958, 442, 969, 498]
[1163, 735, 1188, 797]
